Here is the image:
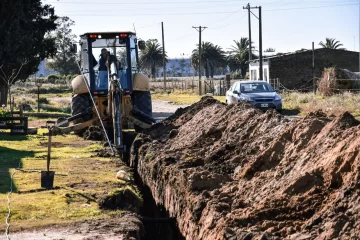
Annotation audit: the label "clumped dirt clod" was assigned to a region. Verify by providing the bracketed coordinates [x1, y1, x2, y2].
[98, 188, 143, 213]
[92, 148, 112, 157]
[132, 97, 360, 240]
[83, 126, 105, 141]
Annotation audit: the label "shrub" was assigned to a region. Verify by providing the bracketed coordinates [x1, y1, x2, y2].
[40, 104, 71, 114]
[55, 79, 66, 84]
[47, 74, 59, 83]
[37, 97, 49, 104]
[28, 85, 71, 94]
[0, 108, 10, 117]
[18, 97, 36, 106]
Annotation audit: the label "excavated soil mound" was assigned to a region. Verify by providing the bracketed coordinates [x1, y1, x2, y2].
[83, 126, 105, 141]
[131, 96, 360, 240]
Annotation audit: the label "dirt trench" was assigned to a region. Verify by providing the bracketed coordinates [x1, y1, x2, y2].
[130, 96, 360, 240]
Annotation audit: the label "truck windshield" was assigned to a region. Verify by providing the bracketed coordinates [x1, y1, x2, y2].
[240, 83, 274, 93]
[91, 38, 128, 90]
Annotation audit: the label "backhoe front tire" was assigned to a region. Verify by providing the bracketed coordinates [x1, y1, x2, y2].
[132, 91, 152, 132]
[71, 94, 92, 136]
[132, 91, 152, 117]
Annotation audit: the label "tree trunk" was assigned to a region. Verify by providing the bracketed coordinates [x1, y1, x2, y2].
[0, 85, 8, 106]
[210, 64, 214, 79]
[151, 65, 156, 79]
[241, 66, 247, 79]
[204, 64, 209, 78]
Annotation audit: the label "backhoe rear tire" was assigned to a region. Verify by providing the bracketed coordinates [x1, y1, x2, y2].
[132, 91, 152, 132]
[71, 94, 92, 136]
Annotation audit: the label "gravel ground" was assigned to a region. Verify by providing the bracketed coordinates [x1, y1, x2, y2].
[152, 100, 189, 119]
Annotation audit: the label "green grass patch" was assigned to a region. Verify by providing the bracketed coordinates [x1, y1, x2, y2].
[0, 130, 135, 231]
[152, 91, 226, 105]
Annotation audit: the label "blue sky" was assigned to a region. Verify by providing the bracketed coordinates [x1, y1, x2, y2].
[44, 0, 359, 58]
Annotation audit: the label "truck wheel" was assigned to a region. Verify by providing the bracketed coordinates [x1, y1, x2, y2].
[132, 90, 152, 117]
[71, 94, 92, 136]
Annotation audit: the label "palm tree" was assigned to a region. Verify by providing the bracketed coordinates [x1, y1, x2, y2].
[139, 40, 167, 78]
[191, 41, 226, 78]
[319, 38, 345, 50]
[227, 37, 256, 78]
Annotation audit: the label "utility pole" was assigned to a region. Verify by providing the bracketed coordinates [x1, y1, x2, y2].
[243, 4, 263, 80]
[161, 22, 166, 92]
[259, 6, 263, 81]
[312, 42, 316, 94]
[193, 26, 207, 95]
[243, 3, 252, 60]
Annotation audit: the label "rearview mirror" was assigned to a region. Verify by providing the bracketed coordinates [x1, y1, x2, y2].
[70, 43, 77, 53]
[233, 90, 239, 95]
[138, 40, 146, 51]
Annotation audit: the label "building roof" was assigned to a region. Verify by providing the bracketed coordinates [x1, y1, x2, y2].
[234, 80, 268, 84]
[249, 48, 359, 63]
[80, 31, 136, 36]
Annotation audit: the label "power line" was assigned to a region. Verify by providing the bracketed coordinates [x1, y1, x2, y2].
[208, 7, 243, 25]
[265, 2, 357, 11]
[45, 0, 247, 5]
[57, 2, 358, 17]
[209, 14, 246, 30]
[136, 22, 161, 29]
[172, 30, 195, 41]
[59, 11, 239, 17]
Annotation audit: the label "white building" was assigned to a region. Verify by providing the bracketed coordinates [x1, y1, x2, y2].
[248, 59, 270, 82]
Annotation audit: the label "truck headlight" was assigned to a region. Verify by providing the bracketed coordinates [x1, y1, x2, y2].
[274, 95, 282, 101]
[240, 96, 253, 102]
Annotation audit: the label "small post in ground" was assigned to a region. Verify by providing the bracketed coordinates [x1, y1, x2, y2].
[35, 78, 42, 113]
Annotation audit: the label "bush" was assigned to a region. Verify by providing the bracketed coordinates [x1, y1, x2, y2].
[28, 85, 71, 94]
[47, 74, 59, 83]
[40, 104, 71, 114]
[55, 79, 66, 84]
[37, 97, 49, 104]
[0, 108, 10, 117]
[18, 97, 36, 106]
[36, 77, 46, 84]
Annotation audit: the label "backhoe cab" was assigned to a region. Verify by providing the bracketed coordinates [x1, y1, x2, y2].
[69, 32, 154, 153]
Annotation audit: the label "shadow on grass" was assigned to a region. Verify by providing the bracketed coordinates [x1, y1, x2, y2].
[0, 146, 35, 194]
[282, 108, 301, 116]
[0, 133, 29, 141]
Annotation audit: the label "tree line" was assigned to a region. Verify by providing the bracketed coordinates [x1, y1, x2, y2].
[139, 37, 345, 80]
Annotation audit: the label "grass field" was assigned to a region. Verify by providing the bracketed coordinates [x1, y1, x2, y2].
[152, 91, 360, 117]
[0, 130, 139, 231]
[8, 83, 360, 117]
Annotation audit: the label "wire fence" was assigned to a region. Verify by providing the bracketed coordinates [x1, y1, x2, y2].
[150, 77, 284, 95]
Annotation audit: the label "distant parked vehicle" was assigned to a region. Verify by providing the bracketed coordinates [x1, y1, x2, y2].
[225, 80, 282, 112]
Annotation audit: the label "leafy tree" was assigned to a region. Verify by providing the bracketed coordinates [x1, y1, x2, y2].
[319, 38, 345, 50]
[179, 58, 187, 77]
[139, 39, 167, 78]
[46, 17, 79, 76]
[264, 48, 276, 52]
[191, 42, 226, 78]
[169, 60, 180, 77]
[0, 0, 58, 105]
[227, 38, 256, 78]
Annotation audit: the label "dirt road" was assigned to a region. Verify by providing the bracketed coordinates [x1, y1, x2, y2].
[152, 100, 189, 119]
[8, 214, 144, 240]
